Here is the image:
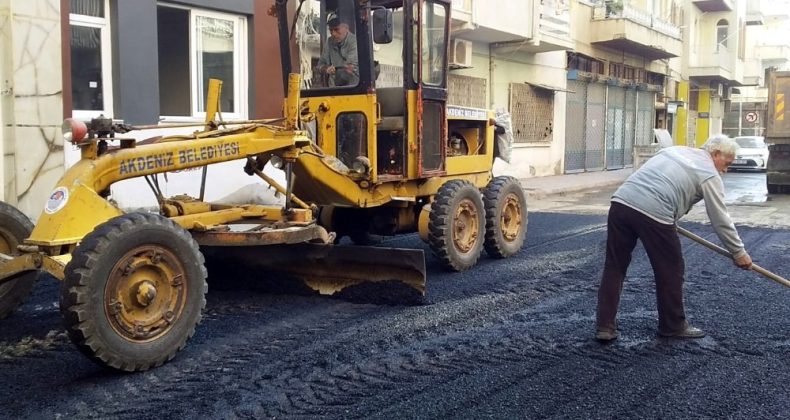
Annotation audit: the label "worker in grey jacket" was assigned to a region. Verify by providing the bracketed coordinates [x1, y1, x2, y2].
[317, 17, 359, 87]
[596, 134, 752, 342]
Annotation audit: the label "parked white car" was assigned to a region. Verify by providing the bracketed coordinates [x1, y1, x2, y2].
[730, 136, 769, 171]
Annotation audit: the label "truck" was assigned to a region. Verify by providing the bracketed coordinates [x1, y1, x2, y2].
[765, 69, 790, 193]
[0, 0, 527, 371]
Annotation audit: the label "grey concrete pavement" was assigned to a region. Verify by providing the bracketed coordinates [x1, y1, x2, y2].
[519, 168, 634, 199]
[522, 169, 790, 228]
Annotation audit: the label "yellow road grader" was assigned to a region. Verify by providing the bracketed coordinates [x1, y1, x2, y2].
[0, 0, 527, 371]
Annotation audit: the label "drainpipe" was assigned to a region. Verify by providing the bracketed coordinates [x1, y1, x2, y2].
[603, 83, 610, 169]
[489, 43, 495, 108]
[738, 100, 742, 136]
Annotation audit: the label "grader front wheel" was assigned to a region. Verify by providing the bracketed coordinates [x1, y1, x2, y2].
[428, 180, 485, 271]
[0, 202, 37, 320]
[483, 176, 527, 258]
[60, 213, 207, 372]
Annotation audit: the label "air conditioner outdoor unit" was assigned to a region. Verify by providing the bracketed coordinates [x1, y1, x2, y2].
[449, 39, 473, 69]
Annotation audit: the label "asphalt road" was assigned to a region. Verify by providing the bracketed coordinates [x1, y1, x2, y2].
[1, 175, 788, 419]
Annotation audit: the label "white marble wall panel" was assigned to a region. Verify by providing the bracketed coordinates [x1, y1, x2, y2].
[12, 14, 62, 96]
[1, 6, 13, 201]
[2, 0, 64, 219]
[8, 0, 59, 21]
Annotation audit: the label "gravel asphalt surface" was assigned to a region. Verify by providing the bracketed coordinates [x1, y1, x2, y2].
[1, 206, 788, 419]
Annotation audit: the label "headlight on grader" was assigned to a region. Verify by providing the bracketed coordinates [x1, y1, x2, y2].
[352, 156, 371, 175]
[62, 118, 88, 144]
[270, 155, 285, 169]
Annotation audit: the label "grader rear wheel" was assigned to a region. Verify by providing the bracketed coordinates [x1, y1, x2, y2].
[0, 202, 37, 320]
[60, 213, 207, 371]
[428, 180, 485, 271]
[483, 176, 527, 258]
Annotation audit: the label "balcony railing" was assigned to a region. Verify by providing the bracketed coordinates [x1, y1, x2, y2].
[450, 0, 474, 32]
[452, 0, 472, 13]
[693, 48, 733, 72]
[539, 0, 570, 37]
[594, 4, 681, 39]
[746, 0, 766, 25]
[757, 44, 790, 62]
[742, 58, 763, 86]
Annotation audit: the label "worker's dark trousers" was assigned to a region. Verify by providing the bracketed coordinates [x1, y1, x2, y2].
[596, 202, 688, 335]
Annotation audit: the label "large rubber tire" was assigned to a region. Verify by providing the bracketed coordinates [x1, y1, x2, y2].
[60, 213, 207, 371]
[483, 176, 528, 258]
[0, 202, 37, 320]
[428, 180, 485, 271]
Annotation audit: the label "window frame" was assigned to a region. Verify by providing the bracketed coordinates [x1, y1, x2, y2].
[158, 3, 248, 122]
[716, 19, 729, 53]
[69, 0, 114, 120]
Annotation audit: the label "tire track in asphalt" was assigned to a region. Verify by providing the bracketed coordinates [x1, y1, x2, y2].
[3, 216, 786, 418]
[271, 292, 765, 417]
[213, 287, 595, 416]
[6, 223, 608, 414]
[8, 297, 385, 418]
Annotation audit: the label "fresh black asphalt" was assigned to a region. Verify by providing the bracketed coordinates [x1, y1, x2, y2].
[1, 211, 788, 419]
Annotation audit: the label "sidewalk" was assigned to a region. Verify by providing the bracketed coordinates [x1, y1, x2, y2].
[519, 168, 634, 200]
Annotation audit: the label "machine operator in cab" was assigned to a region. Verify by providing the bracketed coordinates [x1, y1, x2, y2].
[317, 17, 359, 87]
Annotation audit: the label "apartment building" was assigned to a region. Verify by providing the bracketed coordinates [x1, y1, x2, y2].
[724, 0, 790, 137]
[683, 0, 763, 146]
[1, 0, 772, 216]
[565, 0, 764, 169]
[565, 0, 683, 172]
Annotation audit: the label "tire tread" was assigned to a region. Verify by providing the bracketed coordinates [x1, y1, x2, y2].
[60, 212, 207, 372]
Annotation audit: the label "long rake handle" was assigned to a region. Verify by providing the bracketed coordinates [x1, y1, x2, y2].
[677, 226, 790, 289]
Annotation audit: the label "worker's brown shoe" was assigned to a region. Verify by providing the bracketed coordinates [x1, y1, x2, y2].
[595, 329, 619, 342]
[659, 325, 706, 339]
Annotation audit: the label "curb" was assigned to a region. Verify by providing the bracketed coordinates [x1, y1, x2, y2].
[520, 169, 634, 200]
[522, 180, 623, 200]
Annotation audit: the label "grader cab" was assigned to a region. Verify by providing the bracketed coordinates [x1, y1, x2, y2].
[0, 0, 527, 371]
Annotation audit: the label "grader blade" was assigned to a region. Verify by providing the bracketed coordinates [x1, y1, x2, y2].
[204, 243, 426, 304]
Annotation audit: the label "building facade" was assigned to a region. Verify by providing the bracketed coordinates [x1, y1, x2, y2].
[563, 0, 682, 172]
[1, 0, 778, 219]
[682, 0, 762, 146]
[724, 0, 790, 138]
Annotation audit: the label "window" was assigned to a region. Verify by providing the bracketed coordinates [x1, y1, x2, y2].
[566, 52, 603, 74]
[69, 0, 113, 118]
[689, 89, 699, 111]
[420, 2, 447, 86]
[609, 63, 623, 78]
[623, 66, 635, 81]
[509, 83, 554, 144]
[646, 71, 665, 86]
[295, 0, 360, 90]
[157, 5, 247, 120]
[336, 113, 367, 167]
[591, 59, 604, 75]
[716, 19, 729, 52]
